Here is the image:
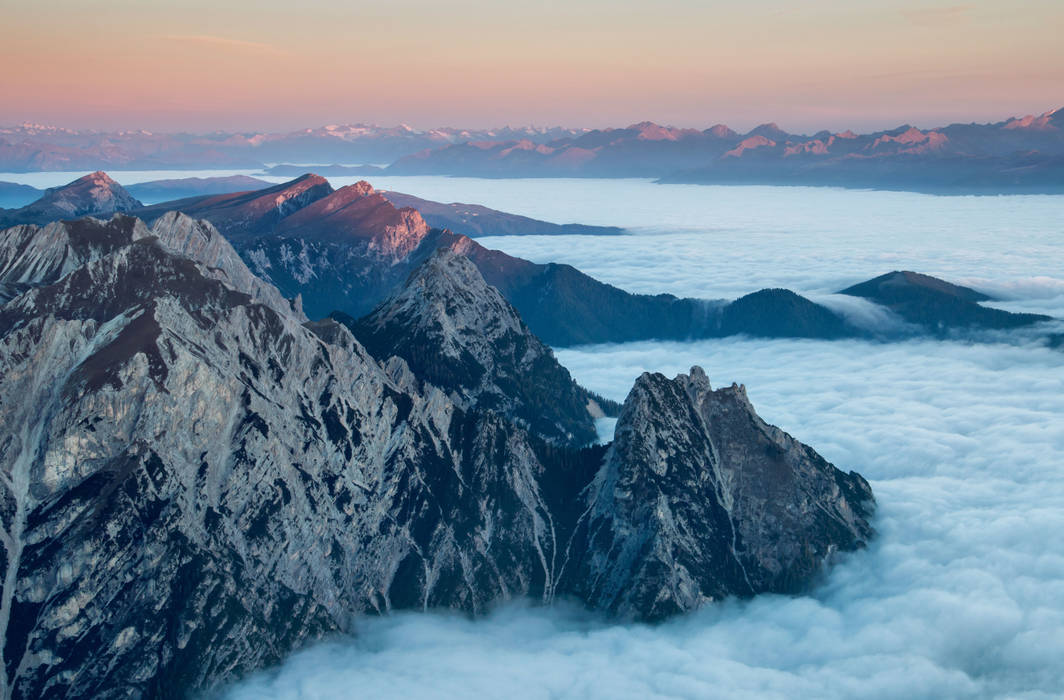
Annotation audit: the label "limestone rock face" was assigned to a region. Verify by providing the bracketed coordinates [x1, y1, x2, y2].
[0, 215, 874, 698]
[0, 234, 582, 698]
[345, 249, 607, 447]
[0, 213, 304, 322]
[564, 367, 874, 620]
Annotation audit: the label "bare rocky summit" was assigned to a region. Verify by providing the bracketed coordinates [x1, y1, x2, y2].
[343, 249, 616, 447]
[565, 367, 874, 620]
[0, 213, 874, 698]
[0, 172, 141, 227]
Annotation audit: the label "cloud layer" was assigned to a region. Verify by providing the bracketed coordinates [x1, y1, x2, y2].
[220, 181, 1063, 699]
[359, 176, 1064, 318]
[224, 334, 1064, 699]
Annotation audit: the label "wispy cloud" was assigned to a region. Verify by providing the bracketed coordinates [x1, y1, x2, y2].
[161, 34, 289, 56]
[900, 4, 972, 27]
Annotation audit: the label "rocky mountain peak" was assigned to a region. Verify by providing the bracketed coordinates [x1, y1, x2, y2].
[42, 170, 141, 213]
[345, 248, 605, 446]
[565, 366, 874, 620]
[0, 171, 142, 227]
[349, 179, 376, 197]
[130, 173, 335, 242]
[0, 212, 306, 321]
[0, 213, 876, 696]
[0, 214, 150, 287]
[274, 180, 430, 259]
[148, 211, 307, 321]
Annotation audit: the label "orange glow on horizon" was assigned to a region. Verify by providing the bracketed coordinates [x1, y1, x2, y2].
[1, 0, 1061, 133]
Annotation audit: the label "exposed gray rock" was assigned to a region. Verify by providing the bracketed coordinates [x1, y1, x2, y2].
[0, 217, 874, 697]
[564, 367, 874, 620]
[0, 214, 305, 322]
[148, 211, 306, 322]
[0, 215, 151, 287]
[0, 237, 580, 698]
[341, 249, 610, 446]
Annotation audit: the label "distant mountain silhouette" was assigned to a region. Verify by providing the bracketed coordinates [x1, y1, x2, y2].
[125, 175, 273, 204]
[0, 181, 41, 209]
[839, 271, 1052, 332]
[385, 108, 1064, 193]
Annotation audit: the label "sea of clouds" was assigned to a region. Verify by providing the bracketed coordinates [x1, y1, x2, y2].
[7, 170, 1054, 699]
[225, 336, 1064, 699]
[365, 176, 1064, 313]
[213, 180, 1064, 699]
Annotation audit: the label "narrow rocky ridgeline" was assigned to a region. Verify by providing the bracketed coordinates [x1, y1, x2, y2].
[0, 215, 874, 698]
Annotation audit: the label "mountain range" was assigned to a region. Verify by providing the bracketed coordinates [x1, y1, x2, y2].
[0, 123, 585, 172]
[1, 162, 1057, 696]
[0, 205, 874, 697]
[386, 110, 1064, 192]
[1, 173, 1054, 344]
[3, 108, 1063, 193]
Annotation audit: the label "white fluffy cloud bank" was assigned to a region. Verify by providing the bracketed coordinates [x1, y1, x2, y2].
[224, 335, 1064, 699]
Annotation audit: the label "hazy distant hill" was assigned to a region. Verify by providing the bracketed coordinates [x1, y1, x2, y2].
[3, 109, 1063, 192]
[0, 171, 141, 226]
[386, 109, 1064, 193]
[125, 175, 273, 204]
[0, 123, 586, 172]
[0, 180, 41, 208]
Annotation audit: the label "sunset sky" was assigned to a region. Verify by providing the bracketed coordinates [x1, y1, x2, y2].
[1, 0, 1061, 133]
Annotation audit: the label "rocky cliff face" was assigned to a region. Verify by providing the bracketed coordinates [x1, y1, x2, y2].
[0, 215, 874, 698]
[564, 367, 874, 620]
[343, 249, 611, 447]
[273, 181, 431, 261]
[0, 213, 304, 322]
[0, 172, 141, 227]
[379, 190, 624, 238]
[0, 227, 588, 698]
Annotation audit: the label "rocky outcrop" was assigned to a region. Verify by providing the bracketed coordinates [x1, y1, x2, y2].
[564, 367, 874, 620]
[343, 249, 613, 446]
[379, 190, 624, 237]
[148, 211, 305, 321]
[0, 215, 152, 286]
[273, 181, 431, 260]
[0, 218, 874, 697]
[0, 172, 141, 227]
[0, 233, 585, 698]
[0, 213, 304, 322]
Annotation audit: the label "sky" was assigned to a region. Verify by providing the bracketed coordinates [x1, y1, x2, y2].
[1, 0, 1061, 133]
